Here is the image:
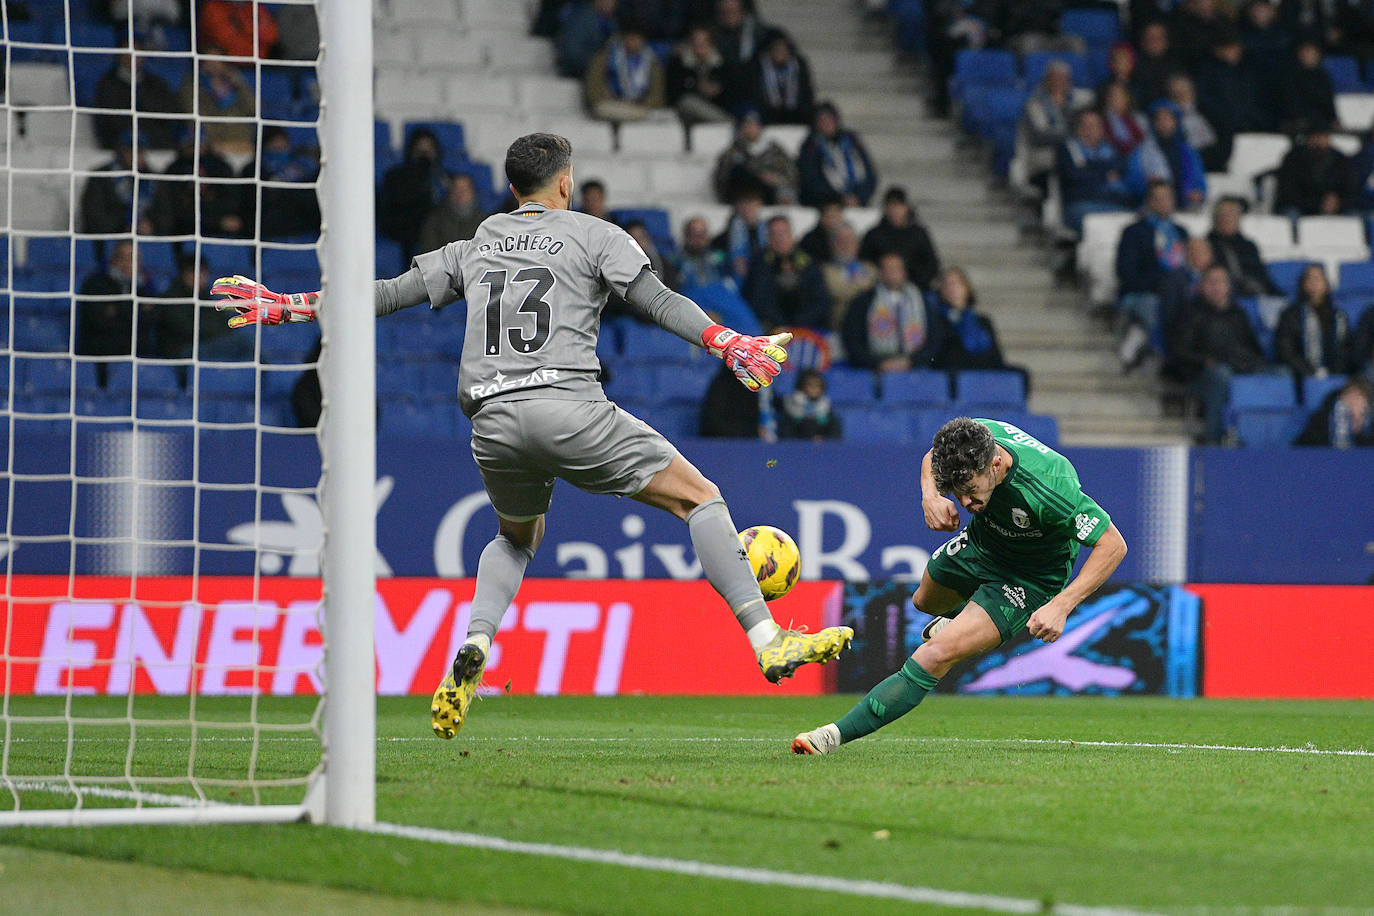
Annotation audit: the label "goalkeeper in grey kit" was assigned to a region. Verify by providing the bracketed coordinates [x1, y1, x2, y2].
[214, 132, 852, 738]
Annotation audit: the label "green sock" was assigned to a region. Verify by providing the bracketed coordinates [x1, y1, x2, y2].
[835, 658, 940, 743]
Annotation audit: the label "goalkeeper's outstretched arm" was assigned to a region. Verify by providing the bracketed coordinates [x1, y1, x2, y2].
[212, 269, 431, 326]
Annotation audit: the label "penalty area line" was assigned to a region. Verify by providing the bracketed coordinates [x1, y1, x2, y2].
[362, 820, 1164, 916]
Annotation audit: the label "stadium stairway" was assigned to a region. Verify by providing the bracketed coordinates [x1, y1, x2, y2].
[760, 0, 1192, 445]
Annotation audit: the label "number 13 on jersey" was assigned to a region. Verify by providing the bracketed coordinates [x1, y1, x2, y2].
[478, 267, 557, 356]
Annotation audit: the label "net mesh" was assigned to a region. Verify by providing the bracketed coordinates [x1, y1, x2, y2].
[1, 0, 327, 815]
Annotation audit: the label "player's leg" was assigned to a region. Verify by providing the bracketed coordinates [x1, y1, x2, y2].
[792, 602, 1002, 755]
[633, 453, 853, 683]
[912, 568, 968, 642]
[912, 531, 981, 643]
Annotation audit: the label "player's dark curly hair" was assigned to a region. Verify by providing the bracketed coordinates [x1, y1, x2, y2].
[505, 133, 573, 196]
[931, 417, 996, 494]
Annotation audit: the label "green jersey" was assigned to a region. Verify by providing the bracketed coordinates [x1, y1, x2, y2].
[964, 417, 1110, 587]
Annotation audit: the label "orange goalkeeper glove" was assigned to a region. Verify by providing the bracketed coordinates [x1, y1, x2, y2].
[212, 275, 319, 329]
[701, 324, 792, 391]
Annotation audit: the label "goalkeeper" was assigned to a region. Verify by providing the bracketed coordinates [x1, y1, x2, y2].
[215, 132, 852, 740]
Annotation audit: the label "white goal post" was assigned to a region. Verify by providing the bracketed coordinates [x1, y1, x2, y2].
[0, 0, 374, 827]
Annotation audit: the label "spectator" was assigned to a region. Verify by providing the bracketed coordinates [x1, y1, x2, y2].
[92, 45, 182, 150]
[162, 251, 252, 362]
[820, 222, 876, 331]
[1170, 0, 1230, 70]
[1101, 42, 1138, 100]
[1195, 32, 1272, 171]
[1240, 0, 1290, 62]
[418, 173, 486, 254]
[377, 127, 448, 262]
[76, 239, 155, 384]
[712, 188, 768, 279]
[700, 360, 764, 437]
[1166, 74, 1220, 171]
[1017, 60, 1083, 194]
[1275, 122, 1356, 216]
[1174, 265, 1269, 444]
[254, 126, 321, 240]
[1159, 236, 1217, 373]
[926, 0, 991, 117]
[675, 215, 759, 334]
[750, 30, 814, 126]
[1099, 81, 1149, 158]
[796, 101, 877, 207]
[1057, 108, 1131, 235]
[80, 130, 154, 236]
[779, 369, 842, 441]
[1278, 39, 1338, 134]
[744, 216, 829, 331]
[1132, 21, 1185, 108]
[198, 0, 278, 59]
[1116, 180, 1190, 369]
[668, 25, 733, 126]
[1275, 263, 1352, 382]
[712, 0, 767, 114]
[585, 20, 666, 122]
[859, 186, 940, 289]
[1295, 375, 1374, 446]
[1207, 197, 1279, 297]
[578, 178, 610, 220]
[557, 0, 618, 78]
[1279, 0, 1339, 52]
[150, 129, 244, 238]
[932, 266, 1014, 375]
[1125, 101, 1207, 209]
[798, 196, 845, 264]
[712, 107, 799, 204]
[176, 52, 256, 154]
[842, 252, 947, 372]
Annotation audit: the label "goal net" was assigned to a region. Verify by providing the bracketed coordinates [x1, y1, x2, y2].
[1, 0, 375, 826]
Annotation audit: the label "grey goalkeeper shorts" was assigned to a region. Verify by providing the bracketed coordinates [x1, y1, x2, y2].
[469, 398, 679, 521]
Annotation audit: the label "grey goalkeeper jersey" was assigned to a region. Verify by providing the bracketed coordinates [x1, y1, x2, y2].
[413, 202, 651, 417]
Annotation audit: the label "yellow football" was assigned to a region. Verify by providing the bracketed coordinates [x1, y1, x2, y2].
[738, 525, 802, 601]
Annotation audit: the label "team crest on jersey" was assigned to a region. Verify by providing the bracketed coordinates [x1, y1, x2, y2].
[1011, 508, 1031, 528]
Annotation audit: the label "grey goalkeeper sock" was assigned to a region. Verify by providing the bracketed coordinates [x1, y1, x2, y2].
[686, 498, 774, 633]
[467, 535, 535, 643]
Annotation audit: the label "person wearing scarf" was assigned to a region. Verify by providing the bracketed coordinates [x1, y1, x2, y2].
[712, 189, 769, 280]
[176, 51, 255, 154]
[712, 107, 799, 204]
[1056, 108, 1130, 235]
[843, 252, 947, 371]
[798, 102, 877, 207]
[750, 31, 814, 126]
[668, 25, 732, 125]
[1099, 82, 1149, 157]
[1116, 179, 1191, 369]
[932, 266, 1003, 370]
[586, 25, 666, 122]
[821, 223, 877, 331]
[1275, 263, 1351, 386]
[1125, 100, 1207, 209]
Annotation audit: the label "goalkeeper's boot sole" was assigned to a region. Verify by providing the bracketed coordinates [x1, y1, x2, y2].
[921, 616, 952, 642]
[757, 626, 854, 684]
[430, 643, 487, 740]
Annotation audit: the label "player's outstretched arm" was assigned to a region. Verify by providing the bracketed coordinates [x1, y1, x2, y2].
[1027, 522, 1128, 642]
[212, 275, 319, 328]
[919, 449, 960, 531]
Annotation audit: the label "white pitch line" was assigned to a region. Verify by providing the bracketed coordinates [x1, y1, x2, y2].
[7, 779, 207, 807]
[363, 820, 1166, 916]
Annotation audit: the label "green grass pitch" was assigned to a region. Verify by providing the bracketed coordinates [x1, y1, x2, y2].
[1, 694, 1371, 914]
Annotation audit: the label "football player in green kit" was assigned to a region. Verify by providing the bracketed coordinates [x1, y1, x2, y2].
[792, 416, 1129, 755]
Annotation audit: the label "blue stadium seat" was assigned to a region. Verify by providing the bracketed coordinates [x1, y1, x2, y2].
[1235, 297, 1277, 360]
[261, 247, 320, 282]
[379, 397, 429, 439]
[14, 314, 70, 353]
[654, 362, 713, 404]
[70, 22, 118, 48]
[652, 404, 699, 440]
[140, 56, 189, 90]
[955, 369, 1026, 411]
[1334, 288, 1374, 326]
[878, 369, 949, 406]
[375, 237, 407, 278]
[74, 359, 133, 393]
[1303, 373, 1348, 407]
[603, 363, 659, 404]
[375, 119, 393, 153]
[1324, 56, 1363, 93]
[620, 323, 695, 361]
[417, 361, 460, 397]
[1234, 408, 1303, 447]
[20, 356, 73, 394]
[199, 242, 255, 278]
[1059, 8, 1121, 46]
[25, 237, 72, 272]
[951, 49, 1017, 98]
[1229, 373, 1297, 410]
[1265, 260, 1307, 299]
[995, 411, 1061, 448]
[71, 52, 116, 107]
[842, 407, 915, 444]
[260, 366, 302, 401]
[135, 363, 186, 394]
[136, 241, 177, 277]
[197, 366, 258, 396]
[77, 391, 134, 418]
[197, 395, 256, 425]
[376, 361, 420, 397]
[1337, 260, 1374, 292]
[136, 393, 193, 421]
[825, 367, 879, 405]
[611, 208, 675, 256]
[403, 121, 467, 171]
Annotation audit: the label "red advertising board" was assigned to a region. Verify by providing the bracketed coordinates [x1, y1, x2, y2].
[0, 576, 841, 697]
[1195, 584, 1374, 698]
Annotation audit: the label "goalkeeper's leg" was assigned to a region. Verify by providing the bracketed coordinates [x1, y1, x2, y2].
[431, 514, 541, 739]
[634, 456, 852, 683]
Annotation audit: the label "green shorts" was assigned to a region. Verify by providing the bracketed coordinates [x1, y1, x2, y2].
[924, 530, 1062, 643]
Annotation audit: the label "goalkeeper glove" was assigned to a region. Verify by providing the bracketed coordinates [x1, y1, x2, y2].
[212, 275, 319, 329]
[701, 324, 792, 391]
